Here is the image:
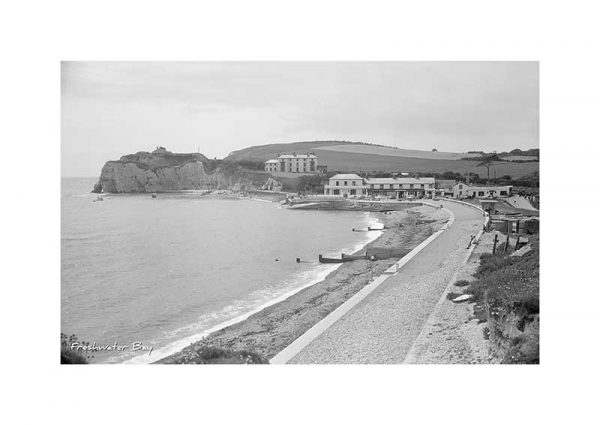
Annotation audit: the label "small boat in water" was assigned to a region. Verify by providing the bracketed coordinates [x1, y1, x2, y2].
[151, 193, 157, 198]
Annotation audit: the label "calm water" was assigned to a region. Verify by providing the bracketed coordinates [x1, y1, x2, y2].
[61, 178, 380, 363]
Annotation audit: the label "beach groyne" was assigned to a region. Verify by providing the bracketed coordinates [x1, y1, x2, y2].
[154, 205, 450, 364]
[271, 205, 455, 364]
[280, 201, 485, 364]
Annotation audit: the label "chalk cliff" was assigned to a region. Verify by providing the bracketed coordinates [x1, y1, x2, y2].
[92, 148, 271, 193]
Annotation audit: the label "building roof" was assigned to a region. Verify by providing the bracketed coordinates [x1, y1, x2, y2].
[330, 174, 364, 180]
[366, 177, 435, 185]
[265, 159, 278, 164]
[454, 183, 513, 191]
[435, 179, 456, 189]
[278, 154, 317, 159]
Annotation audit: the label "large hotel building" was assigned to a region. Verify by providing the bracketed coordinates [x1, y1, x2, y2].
[264, 153, 318, 173]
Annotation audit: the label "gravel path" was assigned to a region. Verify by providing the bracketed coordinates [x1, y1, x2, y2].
[403, 231, 497, 364]
[287, 201, 484, 364]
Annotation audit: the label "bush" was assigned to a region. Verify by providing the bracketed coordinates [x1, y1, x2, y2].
[60, 333, 90, 364]
[464, 238, 539, 363]
[189, 346, 268, 364]
[474, 253, 513, 279]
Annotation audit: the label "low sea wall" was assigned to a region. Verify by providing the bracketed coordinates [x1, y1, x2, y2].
[270, 204, 455, 364]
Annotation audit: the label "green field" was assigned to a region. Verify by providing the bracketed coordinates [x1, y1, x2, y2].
[226, 141, 539, 178]
[312, 149, 538, 178]
[315, 143, 479, 160]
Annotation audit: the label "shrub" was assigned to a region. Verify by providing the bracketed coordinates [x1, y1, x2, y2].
[465, 238, 539, 363]
[190, 346, 268, 364]
[475, 253, 513, 279]
[60, 333, 90, 364]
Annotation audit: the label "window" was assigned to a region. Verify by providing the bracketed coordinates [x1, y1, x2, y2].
[335, 181, 339, 186]
[333, 189, 340, 195]
[478, 191, 485, 196]
[350, 189, 356, 195]
[459, 184, 463, 189]
[500, 191, 507, 196]
[352, 181, 356, 186]
[344, 181, 348, 186]
[326, 189, 330, 195]
[410, 184, 414, 188]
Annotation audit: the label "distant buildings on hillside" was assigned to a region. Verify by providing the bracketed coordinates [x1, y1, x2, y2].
[153, 146, 169, 154]
[264, 153, 318, 173]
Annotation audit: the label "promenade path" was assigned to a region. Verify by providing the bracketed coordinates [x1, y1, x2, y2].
[286, 200, 484, 364]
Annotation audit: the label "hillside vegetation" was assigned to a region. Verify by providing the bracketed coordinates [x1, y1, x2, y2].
[226, 141, 539, 178]
[226, 140, 369, 161]
[315, 143, 479, 160]
[465, 236, 540, 363]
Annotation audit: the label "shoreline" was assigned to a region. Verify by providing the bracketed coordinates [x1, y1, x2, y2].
[155, 204, 450, 364]
[123, 210, 381, 364]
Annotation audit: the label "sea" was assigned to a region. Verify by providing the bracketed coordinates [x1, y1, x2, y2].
[61, 177, 382, 363]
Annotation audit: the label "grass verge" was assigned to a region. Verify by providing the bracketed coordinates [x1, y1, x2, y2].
[465, 235, 539, 364]
[159, 346, 269, 364]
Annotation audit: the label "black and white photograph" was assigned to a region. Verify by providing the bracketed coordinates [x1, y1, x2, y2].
[4, 2, 600, 424]
[61, 61, 539, 365]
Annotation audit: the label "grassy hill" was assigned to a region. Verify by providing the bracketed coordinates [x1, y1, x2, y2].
[226, 140, 360, 161]
[226, 141, 539, 178]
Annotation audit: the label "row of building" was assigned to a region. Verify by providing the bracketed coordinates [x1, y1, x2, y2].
[264, 152, 513, 199]
[324, 174, 513, 199]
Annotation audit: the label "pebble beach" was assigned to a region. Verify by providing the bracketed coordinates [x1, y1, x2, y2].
[157, 205, 450, 364]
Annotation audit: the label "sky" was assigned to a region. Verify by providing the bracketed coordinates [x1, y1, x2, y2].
[61, 62, 539, 177]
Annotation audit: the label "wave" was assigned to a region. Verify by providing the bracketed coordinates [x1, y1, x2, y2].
[122, 212, 383, 364]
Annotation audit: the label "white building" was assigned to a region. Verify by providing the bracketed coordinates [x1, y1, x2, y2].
[324, 174, 368, 197]
[365, 177, 435, 199]
[452, 183, 513, 199]
[435, 179, 456, 197]
[264, 153, 318, 173]
[264, 159, 278, 172]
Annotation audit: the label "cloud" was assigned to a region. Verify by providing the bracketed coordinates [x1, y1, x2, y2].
[61, 61, 538, 176]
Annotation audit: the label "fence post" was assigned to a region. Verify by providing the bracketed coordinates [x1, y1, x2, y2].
[504, 233, 510, 253]
[492, 234, 499, 254]
[515, 236, 521, 251]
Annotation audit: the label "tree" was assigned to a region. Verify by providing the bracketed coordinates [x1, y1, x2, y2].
[478, 153, 500, 181]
